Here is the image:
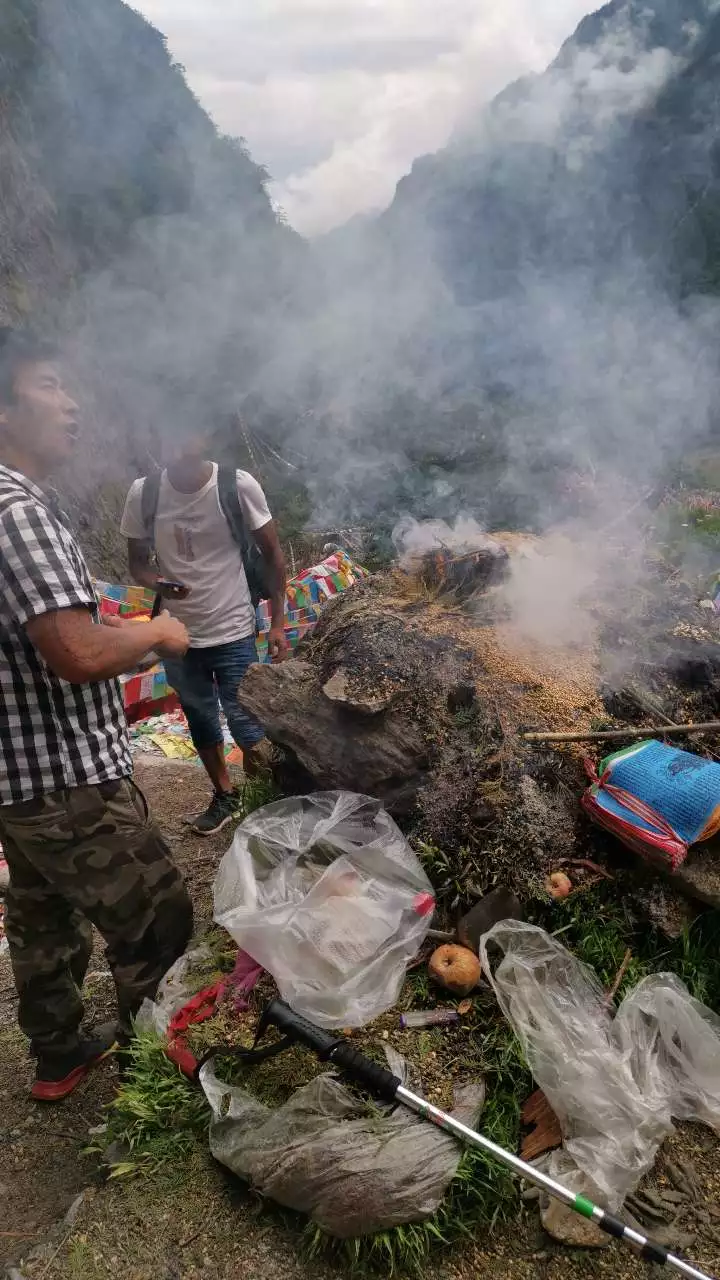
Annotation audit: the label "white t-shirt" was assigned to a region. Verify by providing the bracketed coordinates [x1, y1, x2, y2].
[121, 464, 272, 647]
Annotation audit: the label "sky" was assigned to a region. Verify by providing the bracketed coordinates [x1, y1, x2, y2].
[135, 0, 596, 237]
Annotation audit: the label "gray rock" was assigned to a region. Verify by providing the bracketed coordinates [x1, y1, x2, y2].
[322, 667, 395, 715]
[239, 660, 428, 814]
[540, 1197, 609, 1248]
[673, 843, 720, 909]
[458, 887, 522, 953]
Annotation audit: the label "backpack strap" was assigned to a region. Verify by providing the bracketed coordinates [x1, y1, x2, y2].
[217, 466, 268, 610]
[217, 466, 250, 552]
[139, 471, 162, 543]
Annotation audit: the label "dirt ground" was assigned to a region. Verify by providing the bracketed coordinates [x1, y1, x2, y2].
[1, 758, 719, 1280]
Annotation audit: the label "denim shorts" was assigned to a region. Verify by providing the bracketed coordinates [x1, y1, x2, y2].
[163, 636, 265, 752]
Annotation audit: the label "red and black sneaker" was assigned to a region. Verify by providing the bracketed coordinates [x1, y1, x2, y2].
[31, 1028, 117, 1102]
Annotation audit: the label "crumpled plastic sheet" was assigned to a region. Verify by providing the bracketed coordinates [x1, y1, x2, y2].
[480, 921, 720, 1210]
[200, 1047, 484, 1238]
[213, 792, 434, 1028]
[135, 945, 214, 1037]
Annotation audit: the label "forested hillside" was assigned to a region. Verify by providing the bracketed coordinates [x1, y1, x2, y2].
[0, 0, 283, 313]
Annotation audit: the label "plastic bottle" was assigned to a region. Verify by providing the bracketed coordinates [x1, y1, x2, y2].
[400, 1009, 460, 1029]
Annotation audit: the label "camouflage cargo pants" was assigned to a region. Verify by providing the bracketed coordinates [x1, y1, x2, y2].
[0, 777, 193, 1056]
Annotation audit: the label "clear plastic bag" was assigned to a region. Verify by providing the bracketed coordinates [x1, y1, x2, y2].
[200, 1048, 484, 1237]
[615, 973, 720, 1134]
[213, 792, 434, 1028]
[135, 945, 213, 1037]
[480, 922, 720, 1209]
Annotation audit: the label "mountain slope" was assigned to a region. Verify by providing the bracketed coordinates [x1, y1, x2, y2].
[382, 0, 720, 300]
[2, 0, 719, 555]
[294, 0, 720, 535]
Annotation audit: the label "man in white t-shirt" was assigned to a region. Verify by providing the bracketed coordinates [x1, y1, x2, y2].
[121, 434, 287, 835]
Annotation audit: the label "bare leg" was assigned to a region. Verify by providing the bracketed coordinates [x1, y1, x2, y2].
[197, 743, 232, 794]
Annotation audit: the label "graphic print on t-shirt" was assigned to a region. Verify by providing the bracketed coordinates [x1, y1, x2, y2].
[173, 524, 195, 560]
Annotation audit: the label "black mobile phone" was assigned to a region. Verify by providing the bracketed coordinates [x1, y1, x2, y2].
[152, 579, 187, 619]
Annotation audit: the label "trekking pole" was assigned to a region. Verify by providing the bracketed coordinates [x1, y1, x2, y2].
[254, 999, 715, 1280]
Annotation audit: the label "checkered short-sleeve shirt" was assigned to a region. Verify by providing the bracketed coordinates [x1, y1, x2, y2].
[0, 465, 132, 803]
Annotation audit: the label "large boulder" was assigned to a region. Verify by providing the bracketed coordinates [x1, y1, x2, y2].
[239, 576, 592, 898]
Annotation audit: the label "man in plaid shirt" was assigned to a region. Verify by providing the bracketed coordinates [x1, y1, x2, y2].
[0, 329, 193, 1100]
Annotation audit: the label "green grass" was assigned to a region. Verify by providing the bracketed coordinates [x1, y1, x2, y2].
[531, 888, 650, 992]
[201, 924, 240, 975]
[64, 1236, 102, 1280]
[656, 911, 720, 1007]
[414, 839, 477, 904]
[235, 771, 280, 817]
[529, 883, 720, 1008]
[96, 1031, 209, 1179]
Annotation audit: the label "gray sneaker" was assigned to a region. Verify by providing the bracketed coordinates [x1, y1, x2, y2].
[189, 790, 239, 836]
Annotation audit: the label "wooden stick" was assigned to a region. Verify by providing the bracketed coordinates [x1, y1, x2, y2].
[520, 721, 720, 744]
[622, 684, 678, 729]
[604, 948, 632, 1008]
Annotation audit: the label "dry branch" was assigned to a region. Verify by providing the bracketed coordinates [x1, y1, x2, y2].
[521, 721, 720, 744]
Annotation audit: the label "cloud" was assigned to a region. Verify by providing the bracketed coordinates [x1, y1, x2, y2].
[134, 0, 594, 235]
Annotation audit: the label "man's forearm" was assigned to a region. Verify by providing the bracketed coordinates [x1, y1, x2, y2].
[268, 556, 287, 628]
[253, 523, 286, 629]
[26, 610, 170, 684]
[127, 539, 160, 591]
[86, 620, 166, 680]
[129, 559, 159, 591]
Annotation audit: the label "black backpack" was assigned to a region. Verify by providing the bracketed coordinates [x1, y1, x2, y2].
[139, 466, 270, 608]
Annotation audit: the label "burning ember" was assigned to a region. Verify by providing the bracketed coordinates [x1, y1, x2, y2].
[418, 544, 510, 600]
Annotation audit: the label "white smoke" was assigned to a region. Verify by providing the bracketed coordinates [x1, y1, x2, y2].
[392, 514, 502, 568]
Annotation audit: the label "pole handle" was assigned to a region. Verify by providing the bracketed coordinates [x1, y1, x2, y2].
[259, 999, 402, 1103]
[329, 1041, 402, 1104]
[259, 999, 340, 1055]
